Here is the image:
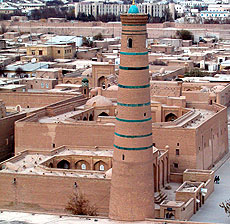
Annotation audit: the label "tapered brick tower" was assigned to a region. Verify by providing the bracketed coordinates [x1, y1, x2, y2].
[109, 3, 155, 221]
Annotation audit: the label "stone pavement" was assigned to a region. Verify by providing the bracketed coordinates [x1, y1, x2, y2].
[190, 156, 230, 224]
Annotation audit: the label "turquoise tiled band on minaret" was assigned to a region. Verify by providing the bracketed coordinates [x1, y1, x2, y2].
[116, 117, 151, 122]
[115, 132, 152, 138]
[119, 65, 149, 70]
[114, 144, 153, 151]
[120, 51, 148, 55]
[118, 83, 150, 89]
[117, 102, 150, 107]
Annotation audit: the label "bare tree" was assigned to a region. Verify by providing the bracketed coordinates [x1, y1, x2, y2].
[220, 200, 230, 216]
[15, 67, 24, 78]
[66, 191, 97, 216]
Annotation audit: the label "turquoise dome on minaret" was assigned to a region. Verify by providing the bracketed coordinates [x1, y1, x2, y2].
[128, 0, 139, 13]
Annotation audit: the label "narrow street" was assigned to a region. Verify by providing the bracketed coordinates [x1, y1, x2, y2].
[191, 107, 230, 223]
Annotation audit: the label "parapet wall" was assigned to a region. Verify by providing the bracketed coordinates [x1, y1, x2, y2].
[3, 21, 230, 39]
[0, 172, 110, 215]
[0, 92, 76, 108]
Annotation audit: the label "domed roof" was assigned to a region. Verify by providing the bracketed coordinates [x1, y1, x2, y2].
[107, 85, 118, 91]
[128, 4, 139, 14]
[82, 68, 92, 77]
[200, 86, 209, 93]
[159, 68, 165, 74]
[82, 78, 89, 82]
[213, 85, 224, 92]
[209, 92, 216, 97]
[85, 95, 113, 108]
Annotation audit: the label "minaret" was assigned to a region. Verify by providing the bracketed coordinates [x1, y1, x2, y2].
[109, 2, 155, 221]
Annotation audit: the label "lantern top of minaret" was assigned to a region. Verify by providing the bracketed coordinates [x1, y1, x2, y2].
[128, 0, 139, 14]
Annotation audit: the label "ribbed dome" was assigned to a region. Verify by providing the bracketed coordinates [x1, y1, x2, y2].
[107, 85, 118, 91]
[85, 95, 113, 107]
[213, 85, 224, 92]
[128, 5, 139, 14]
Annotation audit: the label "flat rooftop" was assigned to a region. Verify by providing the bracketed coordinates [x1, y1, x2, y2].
[0, 149, 113, 179]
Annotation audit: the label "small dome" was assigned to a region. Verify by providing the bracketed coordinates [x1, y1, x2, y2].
[90, 88, 98, 94]
[105, 168, 112, 179]
[82, 78, 89, 82]
[128, 4, 139, 14]
[82, 68, 92, 77]
[86, 95, 113, 108]
[107, 85, 118, 91]
[200, 86, 209, 93]
[213, 85, 224, 92]
[209, 92, 216, 97]
[159, 68, 165, 74]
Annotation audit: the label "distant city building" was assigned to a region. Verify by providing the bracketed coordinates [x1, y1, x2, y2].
[0, 6, 17, 14]
[75, 2, 168, 18]
[200, 10, 230, 19]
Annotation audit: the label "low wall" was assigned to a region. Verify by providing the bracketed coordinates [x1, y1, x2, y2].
[146, 219, 220, 224]
[170, 173, 183, 183]
[182, 198, 194, 221]
[0, 172, 110, 215]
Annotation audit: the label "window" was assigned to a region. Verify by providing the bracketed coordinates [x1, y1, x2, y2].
[127, 38, 132, 48]
[176, 149, 179, 156]
[52, 143, 55, 148]
[173, 163, 178, 168]
[41, 83, 44, 88]
[81, 164, 86, 170]
[57, 50, 61, 54]
[99, 164, 105, 171]
[39, 50, 43, 55]
[32, 50, 35, 55]
[46, 83, 49, 89]
[122, 154, 125, 160]
[177, 143, 179, 146]
[144, 112, 146, 117]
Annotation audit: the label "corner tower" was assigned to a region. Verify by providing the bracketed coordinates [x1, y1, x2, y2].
[109, 4, 155, 221]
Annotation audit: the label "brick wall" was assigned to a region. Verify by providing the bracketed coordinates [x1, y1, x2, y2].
[0, 92, 75, 108]
[0, 172, 110, 215]
[0, 113, 26, 162]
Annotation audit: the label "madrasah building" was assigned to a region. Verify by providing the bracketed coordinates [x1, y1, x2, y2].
[0, 2, 227, 222]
